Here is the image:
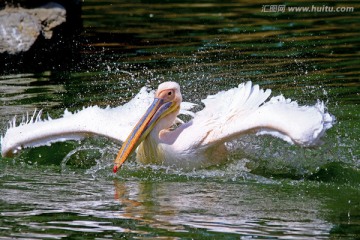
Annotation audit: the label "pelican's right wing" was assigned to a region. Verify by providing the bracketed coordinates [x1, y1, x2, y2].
[1, 85, 196, 157]
[1, 87, 155, 157]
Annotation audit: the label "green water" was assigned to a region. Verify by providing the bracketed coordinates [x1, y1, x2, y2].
[1, 0, 359, 239]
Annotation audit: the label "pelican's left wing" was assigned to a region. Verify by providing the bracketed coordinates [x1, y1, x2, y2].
[175, 81, 335, 151]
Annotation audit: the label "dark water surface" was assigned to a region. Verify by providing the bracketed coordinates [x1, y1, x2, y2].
[1, 0, 359, 239]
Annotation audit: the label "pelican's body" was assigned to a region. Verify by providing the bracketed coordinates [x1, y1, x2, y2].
[1, 81, 335, 171]
[135, 107, 229, 169]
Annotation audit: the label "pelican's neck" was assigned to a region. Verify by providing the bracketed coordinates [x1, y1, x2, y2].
[152, 106, 180, 141]
[136, 107, 180, 165]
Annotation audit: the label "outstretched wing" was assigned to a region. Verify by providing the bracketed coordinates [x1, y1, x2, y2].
[174, 81, 335, 151]
[1, 85, 195, 157]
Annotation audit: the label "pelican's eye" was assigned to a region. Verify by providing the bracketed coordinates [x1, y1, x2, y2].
[158, 89, 175, 102]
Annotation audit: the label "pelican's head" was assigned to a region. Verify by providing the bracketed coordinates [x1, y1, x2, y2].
[113, 82, 182, 173]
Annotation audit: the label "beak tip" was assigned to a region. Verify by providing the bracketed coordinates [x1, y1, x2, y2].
[113, 165, 119, 173]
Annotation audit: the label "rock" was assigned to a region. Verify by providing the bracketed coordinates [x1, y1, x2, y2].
[0, 10, 40, 54]
[0, 2, 66, 54]
[0, 1, 81, 72]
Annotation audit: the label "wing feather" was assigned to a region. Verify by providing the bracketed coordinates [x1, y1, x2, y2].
[173, 81, 334, 152]
[1, 87, 155, 157]
[1, 85, 197, 157]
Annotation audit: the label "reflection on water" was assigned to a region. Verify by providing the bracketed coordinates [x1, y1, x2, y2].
[0, 0, 359, 239]
[1, 169, 358, 239]
[114, 179, 332, 238]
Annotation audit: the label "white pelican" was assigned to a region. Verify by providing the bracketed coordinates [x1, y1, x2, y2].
[1, 81, 334, 172]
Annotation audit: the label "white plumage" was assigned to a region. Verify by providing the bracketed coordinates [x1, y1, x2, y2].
[1, 81, 334, 170]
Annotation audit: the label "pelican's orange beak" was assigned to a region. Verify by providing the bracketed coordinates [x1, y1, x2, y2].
[113, 97, 176, 173]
